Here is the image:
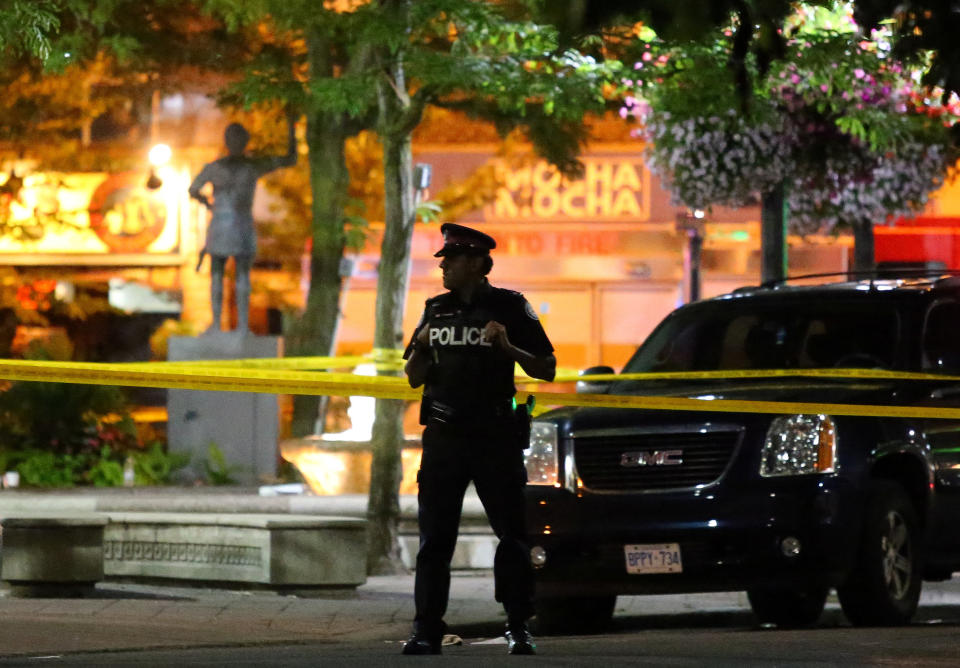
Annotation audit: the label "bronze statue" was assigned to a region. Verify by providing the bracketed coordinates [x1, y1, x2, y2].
[188, 112, 297, 334]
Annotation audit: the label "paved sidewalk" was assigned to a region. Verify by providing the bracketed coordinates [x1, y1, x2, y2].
[5, 572, 960, 659]
[0, 572, 758, 659]
[0, 573, 483, 657]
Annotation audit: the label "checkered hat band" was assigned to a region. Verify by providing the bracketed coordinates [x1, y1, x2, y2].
[444, 232, 484, 247]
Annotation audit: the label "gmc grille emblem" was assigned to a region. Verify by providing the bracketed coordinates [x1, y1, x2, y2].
[620, 449, 684, 467]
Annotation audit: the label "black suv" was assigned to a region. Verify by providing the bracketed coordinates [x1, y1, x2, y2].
[523, 274, 960, 631]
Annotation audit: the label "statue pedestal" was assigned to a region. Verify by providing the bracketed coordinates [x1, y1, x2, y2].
[167, 333, 282, 485]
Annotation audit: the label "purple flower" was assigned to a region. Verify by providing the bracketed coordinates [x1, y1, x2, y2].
[791, 74, 800, 84]
[854, 68, 865, 79]
[820, 84, 829, 92]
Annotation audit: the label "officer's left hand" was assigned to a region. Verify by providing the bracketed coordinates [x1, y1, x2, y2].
[483, 320, 510, 349]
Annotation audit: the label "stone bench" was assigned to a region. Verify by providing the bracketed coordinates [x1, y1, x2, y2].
[103, 512, 367, 590]
[0, 490, 497, 571]
[0, 514, 107, 597]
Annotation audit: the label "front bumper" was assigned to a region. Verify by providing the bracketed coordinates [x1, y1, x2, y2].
[525, 475, 860, 597]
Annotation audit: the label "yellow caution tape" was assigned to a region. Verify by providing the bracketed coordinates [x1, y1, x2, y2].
[116, 353, 958, 385]
[130, 352, 405, 371]
[2, 358, 960, 419]
[371, 347, 406, 371]
[371, 347, 405, 363]
[150, 355, 374, 370]
[546, 367, 960, 383]
[514, 390, 960, 420]
[0, 359, 418, 400]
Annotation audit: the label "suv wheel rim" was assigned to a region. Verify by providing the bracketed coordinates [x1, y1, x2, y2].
[881, 510, 911, 601]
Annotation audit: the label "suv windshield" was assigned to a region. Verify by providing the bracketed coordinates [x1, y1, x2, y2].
[621, 299, 900, 375]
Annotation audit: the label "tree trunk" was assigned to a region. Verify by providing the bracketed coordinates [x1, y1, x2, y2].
[851, 219, 876, 274]
[761, 181, 788, 285]
[286, 32, 351, 437]
[367, 31, 418, 575]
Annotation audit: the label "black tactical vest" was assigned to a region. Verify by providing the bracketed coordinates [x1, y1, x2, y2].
[405, 281, 553, 413]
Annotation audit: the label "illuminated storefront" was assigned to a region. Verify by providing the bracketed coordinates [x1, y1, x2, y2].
[0, 168, 188, 263]
[334, 145, 851, 371]
[0, 165, 195, 358]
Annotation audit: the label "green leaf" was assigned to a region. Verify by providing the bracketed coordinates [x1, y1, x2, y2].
[836, 117, 866, 143]
[416, 199, 443, 223]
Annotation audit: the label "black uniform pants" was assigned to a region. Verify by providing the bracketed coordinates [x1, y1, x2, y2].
[413, 417, 534, 636]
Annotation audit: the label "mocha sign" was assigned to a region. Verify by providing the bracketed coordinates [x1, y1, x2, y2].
[483, 157, 650, 222]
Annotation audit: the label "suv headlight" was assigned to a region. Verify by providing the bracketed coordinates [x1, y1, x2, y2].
[525, 421, 559, 486]
[760, 414, 838, 477]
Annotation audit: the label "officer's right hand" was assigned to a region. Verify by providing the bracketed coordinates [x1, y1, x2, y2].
[483, 320, 510, 350]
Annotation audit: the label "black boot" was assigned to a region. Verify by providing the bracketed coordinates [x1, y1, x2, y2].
[401, 622, 444, 655]
[401, 633, 441, 655]
[505, 621, 536, 655]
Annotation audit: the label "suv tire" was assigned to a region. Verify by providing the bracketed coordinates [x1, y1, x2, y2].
[837, 480, 922, 626]
[533, 595, 616, 635]
[747, 585, 829, 627]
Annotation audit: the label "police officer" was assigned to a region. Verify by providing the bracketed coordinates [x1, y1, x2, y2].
[402, 223, 556, 656]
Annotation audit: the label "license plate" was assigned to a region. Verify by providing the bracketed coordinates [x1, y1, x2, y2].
[624, 543, 683, 574]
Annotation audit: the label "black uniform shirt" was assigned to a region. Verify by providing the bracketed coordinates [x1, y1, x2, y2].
[404, 280, 554, 410]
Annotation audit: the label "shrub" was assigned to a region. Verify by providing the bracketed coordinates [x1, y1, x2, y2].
[203, 443, 242, 486]
[0, 380, 135, 455]
[85, 446, 125, 487]
[16, 450, 86, 487]
[133, 442, 190, 485]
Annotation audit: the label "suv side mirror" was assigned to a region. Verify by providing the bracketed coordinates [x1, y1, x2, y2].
[928, 351, 960, 374]
[576, 365, 615, 394]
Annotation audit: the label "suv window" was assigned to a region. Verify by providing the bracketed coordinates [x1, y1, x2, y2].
[622, 301, 900, 374]
[923, 301, 960, 372]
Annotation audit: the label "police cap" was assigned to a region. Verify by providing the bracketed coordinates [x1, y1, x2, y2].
[433, 223, 497, 257]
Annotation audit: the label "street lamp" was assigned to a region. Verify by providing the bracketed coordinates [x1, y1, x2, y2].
[146, 143, 171, 190]
[414, 163, 432, 193]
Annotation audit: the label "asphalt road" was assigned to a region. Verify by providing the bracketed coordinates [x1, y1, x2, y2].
[5, 600, 960, 667]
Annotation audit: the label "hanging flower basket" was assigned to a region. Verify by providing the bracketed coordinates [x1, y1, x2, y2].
[622, 19, 960, 234]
